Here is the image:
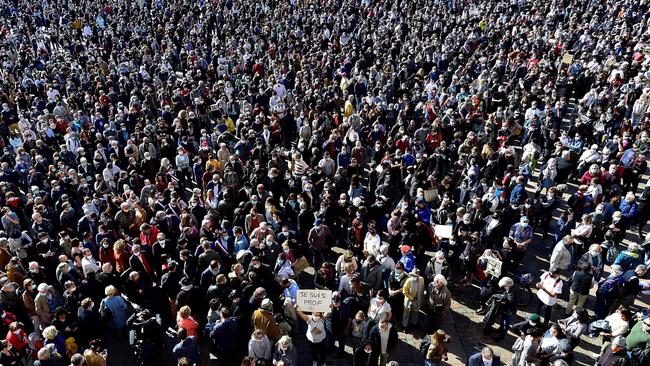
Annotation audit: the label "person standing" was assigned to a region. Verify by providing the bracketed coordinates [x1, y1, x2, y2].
[98, 286, 128, 339]
[425, 329, 449, 366]
[402, 268, 425, 331]
[508, 216, 534, 270]
[308, 219, 332, 270]
[565, 263, 593, 316]
[328, 292, 351, 358]
[427, 275, 451, 332]
[534, 268, 564, 326]
[296, 307, 329, 366]
[369, 317, 398, 366]
[482, 277, 517, 341]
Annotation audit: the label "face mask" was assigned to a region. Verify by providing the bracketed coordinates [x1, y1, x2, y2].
[253, 264, 260, 269]
[436, 258, 445, 264]
[158, 240, 166, 247]
[590, 168, 598, 174]
[283, 249, 290, 254]
[547, 194, 554, 199]
[133, 252, 140, 256]
[521, 223, 528, 228]
[13, 330, 20, 335]
[463, 220, 471, 225]
[590, 250, 599, 256]
[394, 269, 402, 276]
[102, 243, 109, 248]
[364, 348, 372, 354]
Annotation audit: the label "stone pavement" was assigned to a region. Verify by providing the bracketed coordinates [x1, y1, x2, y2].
[285, 178, 650, 366]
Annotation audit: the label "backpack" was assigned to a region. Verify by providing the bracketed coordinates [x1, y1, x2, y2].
[597, 275, 624, 297]
[606, 244, 620, 265]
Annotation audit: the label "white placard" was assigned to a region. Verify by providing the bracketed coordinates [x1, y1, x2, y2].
[486, 257, 502, 277]
[434, 225, 453, 239]
[297, 290, 332, 313]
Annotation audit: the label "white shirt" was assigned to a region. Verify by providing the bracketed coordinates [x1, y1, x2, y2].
[306, 316, 326, 343]
[537, 272, 563, 306]
[368, 298, 391, 322]
[482, 358, 493, 366]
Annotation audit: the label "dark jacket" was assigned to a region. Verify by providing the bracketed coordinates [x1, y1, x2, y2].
[596, 346, 630, 366]
[467, 352, 502, 366]
[172, 336, 200, 364]
[210, 317, 239, 352]
[571, 269, 594, 295]
[368, 324, 398, 355]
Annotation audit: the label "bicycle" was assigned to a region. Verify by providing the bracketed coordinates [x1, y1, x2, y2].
[513, 273, 534, 307]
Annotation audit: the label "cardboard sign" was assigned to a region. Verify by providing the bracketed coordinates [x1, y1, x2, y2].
[297, 290, 332, 312]
[434, 225, 453, 239]
[486, 256, 502, 277]
[561, 53, 574, 65]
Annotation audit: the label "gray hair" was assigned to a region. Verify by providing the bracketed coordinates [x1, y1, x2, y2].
[481, 347, 494, 357]
[433, 274, 447, 286]
[498, 277, 514, 288]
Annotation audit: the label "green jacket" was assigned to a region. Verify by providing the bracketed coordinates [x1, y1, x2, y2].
[626, 321, 650, 359]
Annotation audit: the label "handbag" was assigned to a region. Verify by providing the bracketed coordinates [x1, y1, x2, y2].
[512, 337, 525, 352]
[293, 256, 309, 274]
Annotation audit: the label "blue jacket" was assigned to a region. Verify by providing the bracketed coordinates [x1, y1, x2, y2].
[619, 200, 639, 224]
[210, 317, 239, 352]
[399, 253, 416, 273]
[467, 352, 501, 366]
[173, 336, 199, 363]
[509, 184, 526, 205]
[100, 295, 128, 329]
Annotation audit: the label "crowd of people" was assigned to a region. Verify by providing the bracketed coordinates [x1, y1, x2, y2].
[0, 0, 649, 365]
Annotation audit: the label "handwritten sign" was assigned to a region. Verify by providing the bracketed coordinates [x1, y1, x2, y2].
[297, 290, 332, 313]
[561, 53, 574, 65]
[486, 257, 502, 277]
[434, 225, 453, 239]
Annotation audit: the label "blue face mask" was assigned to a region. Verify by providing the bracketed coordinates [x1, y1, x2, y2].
[521, 223, 529, 228]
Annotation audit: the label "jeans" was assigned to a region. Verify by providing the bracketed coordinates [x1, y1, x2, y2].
[499, 313, 515, 338]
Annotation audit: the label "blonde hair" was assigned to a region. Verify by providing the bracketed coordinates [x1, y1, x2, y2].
[114, 240, 127, 253]
[344, 262, 354, 273]
[42, 325, 58, 340]
[178, 305, 192, 319]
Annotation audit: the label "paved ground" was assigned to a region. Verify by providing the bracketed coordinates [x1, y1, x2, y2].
[283, 177, 650, 366]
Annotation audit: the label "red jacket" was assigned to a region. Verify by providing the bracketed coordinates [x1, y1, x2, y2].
[6, 329, 28, 351]
[139, 226, 161, 247]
